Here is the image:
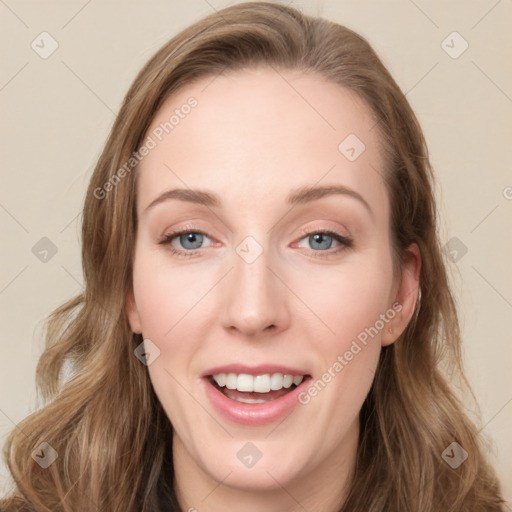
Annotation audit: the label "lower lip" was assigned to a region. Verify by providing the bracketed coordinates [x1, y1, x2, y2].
[203, 378, 309, 426]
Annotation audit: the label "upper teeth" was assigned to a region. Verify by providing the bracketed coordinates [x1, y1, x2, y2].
[212, 373, 304, 393]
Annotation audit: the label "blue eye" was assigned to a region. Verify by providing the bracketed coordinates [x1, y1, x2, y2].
[308, 232, 335, 250]
[158, 228, 352, 259]
[296, 230, 352, 258]
[176, 232, 205, 250]
[158, 230, 212, 257]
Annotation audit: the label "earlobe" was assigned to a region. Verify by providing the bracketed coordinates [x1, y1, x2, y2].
[125, 290, 143, 334]
[382, 243, 421, 347]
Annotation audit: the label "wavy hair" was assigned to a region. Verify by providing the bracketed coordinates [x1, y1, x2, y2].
[1, 2, 504, 510]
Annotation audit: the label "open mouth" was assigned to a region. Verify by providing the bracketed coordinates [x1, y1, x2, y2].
[208, 372, 311, 404]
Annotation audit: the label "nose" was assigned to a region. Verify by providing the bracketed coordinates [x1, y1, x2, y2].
[220, 240, 290, 338]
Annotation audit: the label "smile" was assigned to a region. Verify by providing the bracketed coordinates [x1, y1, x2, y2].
[202, 366, 311, 425]
[211, 373, 304, 403]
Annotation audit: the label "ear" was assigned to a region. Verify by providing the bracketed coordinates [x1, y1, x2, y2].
[381, 243, 421, 347]
[125, 289, 143, 334]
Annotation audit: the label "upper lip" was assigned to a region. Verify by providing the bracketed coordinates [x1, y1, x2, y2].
[201, 364, 310, 378]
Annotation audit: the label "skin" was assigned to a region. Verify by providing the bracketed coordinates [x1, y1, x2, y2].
[126, 66, 420, 512]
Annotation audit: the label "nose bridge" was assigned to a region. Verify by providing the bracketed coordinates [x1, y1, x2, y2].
[221, 234, 287, 336]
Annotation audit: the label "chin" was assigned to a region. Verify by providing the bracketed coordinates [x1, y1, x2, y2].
[197, 440, 311, 491]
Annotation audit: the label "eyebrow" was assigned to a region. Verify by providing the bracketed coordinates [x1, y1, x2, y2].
[143, 184, 373, 217]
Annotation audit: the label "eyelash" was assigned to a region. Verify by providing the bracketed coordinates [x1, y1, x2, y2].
[157, 227, 353, 259]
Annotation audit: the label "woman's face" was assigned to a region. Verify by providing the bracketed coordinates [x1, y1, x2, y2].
[127, 67, 419, 500]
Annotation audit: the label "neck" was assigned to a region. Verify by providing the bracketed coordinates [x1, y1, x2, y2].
[172, 418, 359, 512]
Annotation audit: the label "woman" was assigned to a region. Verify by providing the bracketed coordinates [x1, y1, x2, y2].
[1, 2, 505, 510]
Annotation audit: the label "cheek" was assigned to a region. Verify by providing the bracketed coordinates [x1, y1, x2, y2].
[133, 238, 395, 357]
[132, 253, 213, 341]
[292, 257, 394, 347]
[293, 263, 392, 434]
[291, 249, 394, 413]
[132, 254, 215, 435]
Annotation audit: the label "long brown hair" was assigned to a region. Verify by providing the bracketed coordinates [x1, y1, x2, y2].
[1, 2, 505, 510]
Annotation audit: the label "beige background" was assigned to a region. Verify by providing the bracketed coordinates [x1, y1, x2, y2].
[1, 0, 511, 503]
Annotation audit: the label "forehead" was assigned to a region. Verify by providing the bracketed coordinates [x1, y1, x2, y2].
[136, 66, 388, 217]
